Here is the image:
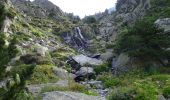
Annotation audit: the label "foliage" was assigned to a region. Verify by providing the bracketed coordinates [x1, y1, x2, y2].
[108, 82, 158, 100]
[3, 64, 35, 100]
[115, 16, 170, 66]
[94, 63, 110, 75]
[83, 16, 97, 24]
[27, 65, 59, 84]
[162, 86, 170, 98]
[0, 34, 18, 79]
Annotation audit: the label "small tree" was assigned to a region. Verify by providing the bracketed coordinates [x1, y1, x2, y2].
[116, 17, 170, 66]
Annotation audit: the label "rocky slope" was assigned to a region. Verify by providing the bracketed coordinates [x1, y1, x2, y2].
[0, 0, 170, 100]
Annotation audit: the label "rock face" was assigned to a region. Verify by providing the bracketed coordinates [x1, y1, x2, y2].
[62, 27, 88, 51]
[1, 16, 12, 33]
[72, 54, 103, 66]
[116, 0, 151, 25]
[11, 0, 65, 20]
[155, 18, 170, 33]
[42, 91, 101, 100]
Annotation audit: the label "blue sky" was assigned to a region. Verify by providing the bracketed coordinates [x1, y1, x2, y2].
[41, 0, 117, 18]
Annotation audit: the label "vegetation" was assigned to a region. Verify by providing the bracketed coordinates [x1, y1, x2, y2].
[115, 16, 170, 67]
[41, 81, 98, 96]
[97, 72, 170, 100]
[83, 16, 97, 24]
[0, 34, 18, 79]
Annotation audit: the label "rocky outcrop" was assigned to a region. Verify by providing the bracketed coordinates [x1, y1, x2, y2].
[1, 16, 12, 33]
[155, 18, 170, 33]
[11, 0, 65, 20]
[62, 27, 88, 51]
[116, 0, 151, 25]
[42, 91, 101, 100]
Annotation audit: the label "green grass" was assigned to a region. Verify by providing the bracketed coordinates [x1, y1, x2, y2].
[41, 81, 98, 96]
[100, 72, 170, 100]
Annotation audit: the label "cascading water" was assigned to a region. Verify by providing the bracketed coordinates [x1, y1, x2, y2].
[62, 26, 88, 52]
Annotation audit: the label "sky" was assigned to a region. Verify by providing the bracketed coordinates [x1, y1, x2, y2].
[35, 0, 117, 18]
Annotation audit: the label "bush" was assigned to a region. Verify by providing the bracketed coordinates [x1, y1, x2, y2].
[162, 86, 170, 98]
[108, 81, 158, 100]
[104, 78, 121, 88]
[94, 63, 110, 75]
[84, 16, 97, 24]
[28, 65, 59, 84]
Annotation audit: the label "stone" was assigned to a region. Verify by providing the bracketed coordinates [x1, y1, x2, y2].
[53, 67, 69, 79]
[75, 67, 94, 76]
[34, 43, 48, 56]
[72, 54, 103, 66]
[1, 17, 12, 33]
[42, 91, 101, 100]
[115, 53, 130, 68]
[75, 67, 95, 82]
[155, 18, 170, 33]
[159, 95, 166, 100]
[101, 51, 113, 61]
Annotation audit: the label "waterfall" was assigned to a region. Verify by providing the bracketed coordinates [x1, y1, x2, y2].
[75, 27, 85, 40]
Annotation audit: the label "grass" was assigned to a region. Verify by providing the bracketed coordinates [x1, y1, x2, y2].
[98, 71, 170, 100]
[27, 65, 59, 84]
[40, 81, 98, 96]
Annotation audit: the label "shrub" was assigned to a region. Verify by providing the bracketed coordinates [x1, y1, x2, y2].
[104, 78, 121, 88]
[94, 63, 110, 75]
[28, 65, 59, 84]
[108, 81, 158, 100]
[162, 86, 170, 98]
[84, 16, 97, 24]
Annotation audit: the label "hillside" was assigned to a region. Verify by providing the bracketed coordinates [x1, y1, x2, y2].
[0, 0, 170, 100]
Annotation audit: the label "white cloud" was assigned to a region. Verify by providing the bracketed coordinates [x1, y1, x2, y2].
[48, 0, 117, 18]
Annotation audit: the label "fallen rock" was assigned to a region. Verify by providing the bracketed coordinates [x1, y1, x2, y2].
[53, 67, 74, 79]
[76, 67, 94, 76]
[75, 67, 95, 82]
[42, 91, 101, 100]
[72, 54, 103, 66]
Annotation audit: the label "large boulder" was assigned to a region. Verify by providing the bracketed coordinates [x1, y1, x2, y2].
[53, 67, 74, 79]
[72, 54, 103, 66]
[112, 53, 131, 73]
[75, 67, 95, 82]
[155, 18, 170, 33]
[42, 91, 100, 100]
